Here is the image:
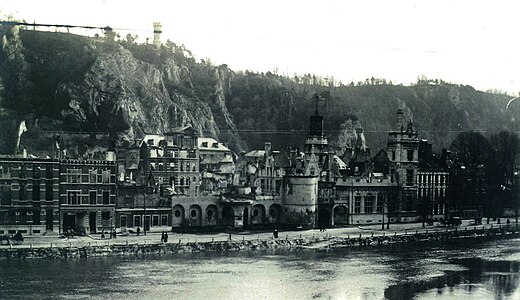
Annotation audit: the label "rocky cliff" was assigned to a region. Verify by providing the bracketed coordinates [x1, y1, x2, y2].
[0, 26, 517, 156]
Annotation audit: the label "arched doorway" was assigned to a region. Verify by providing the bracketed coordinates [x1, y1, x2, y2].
[222, 205, 235, 227]
[318, 209, 331, 228]
[334, 205, 348, 225]
[189, 205, 202, 227]
[243, 207, 249, 228]
[269, 204, 282, 224]
[206, 205, 218, 226]
[172, 205, 185, 228]
[252, 204, 266, 225]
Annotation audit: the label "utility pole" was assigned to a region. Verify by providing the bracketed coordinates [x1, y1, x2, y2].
[144, 169, 155, 236]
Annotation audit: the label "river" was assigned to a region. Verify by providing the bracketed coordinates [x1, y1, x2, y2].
[1, 237, 519, 299]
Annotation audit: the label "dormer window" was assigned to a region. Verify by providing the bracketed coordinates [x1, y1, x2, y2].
[212, 143, 219, 148]
[202, 142, 208, 148]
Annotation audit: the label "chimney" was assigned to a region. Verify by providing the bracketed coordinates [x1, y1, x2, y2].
[264, 142, 272, 156]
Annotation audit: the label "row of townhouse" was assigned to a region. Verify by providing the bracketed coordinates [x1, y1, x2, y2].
[2, 107, 481, 236]
[0, 156, 116, 236]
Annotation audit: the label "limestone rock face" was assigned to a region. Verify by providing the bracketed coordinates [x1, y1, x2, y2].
[64, 46, 221, 144]
[330, 117, 366, 155]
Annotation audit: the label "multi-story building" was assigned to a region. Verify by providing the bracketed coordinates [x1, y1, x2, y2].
[0, 157, 60, 235]
[59, 157, 117, 234]
[198, 137, 235, 193]
[234, 142, 285, 195]
[335, 174, 396, 225]
[417, 140, 449, 223]
[387, 109, 420, 222]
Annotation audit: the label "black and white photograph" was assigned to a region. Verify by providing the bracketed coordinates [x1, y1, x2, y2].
[0, 1, 519, 299]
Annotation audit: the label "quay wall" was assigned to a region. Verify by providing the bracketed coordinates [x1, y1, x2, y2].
[1, 226, 519, 260]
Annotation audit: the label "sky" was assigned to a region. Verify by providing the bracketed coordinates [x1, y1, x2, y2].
[1, 0, 519, 94]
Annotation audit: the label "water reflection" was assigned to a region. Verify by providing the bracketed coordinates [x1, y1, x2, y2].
[0, 239, 519, 299]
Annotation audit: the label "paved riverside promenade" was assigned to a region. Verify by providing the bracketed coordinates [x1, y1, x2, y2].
[7, 218, 517, 250]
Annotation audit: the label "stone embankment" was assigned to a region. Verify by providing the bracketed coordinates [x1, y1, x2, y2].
[1, 225, 519, 260]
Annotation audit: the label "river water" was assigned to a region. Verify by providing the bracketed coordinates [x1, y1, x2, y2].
[1, 237, 519, 300]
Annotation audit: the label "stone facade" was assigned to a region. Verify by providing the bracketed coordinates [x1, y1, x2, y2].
[0, 158, 60, 235]
[59, 159, 117, 234]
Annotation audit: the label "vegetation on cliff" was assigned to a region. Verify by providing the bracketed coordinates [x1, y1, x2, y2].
[0, 25, 517, 156]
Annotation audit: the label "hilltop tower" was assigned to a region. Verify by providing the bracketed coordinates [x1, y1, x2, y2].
[153, 22, 162, 47]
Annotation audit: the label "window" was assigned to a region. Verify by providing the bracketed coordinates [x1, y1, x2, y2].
[174, 210, 181, 218]
[354, 196, 361, 213]
[120, 215, 127, 228]
[102, 190, 110, 205]
[152, 215, 159, 226]
[134, 215, 141, 227]
[89, 191, 97, 205]
[81, 195, 88, 205]
[407, 150, 414, 161]
[97, 169, 102, 183]
[161, 215, 168, 226]
[365, 195, 374, 214]
[406, 169, 414, 186]
[377, 194, 384, 213]
[45, 166, 53, 179]
[102, 169, 110, 183]
[19, 183, 26, 201]
[33, 166, 41, 178]
[68, 169, 80, 183]
[67, 191, 80, 205]
[0, 186, 12, 205]
[405, 195, 413, 211]
[20, 164, 27, 178]
[89, 169, 97, 183]
[33, 180, 40, 201]
[190, 210, 197, 218]
[101, 211, 110, 220]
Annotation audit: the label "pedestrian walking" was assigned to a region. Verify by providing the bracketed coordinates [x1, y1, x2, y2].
[137, 227, 141, 236]
[161, 232, 165, 243]
[164, 232, 168, 243]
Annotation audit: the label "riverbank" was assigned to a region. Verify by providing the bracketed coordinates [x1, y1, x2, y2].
[1, 220, 519, 259]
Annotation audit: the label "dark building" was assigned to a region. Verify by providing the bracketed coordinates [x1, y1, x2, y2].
[417, 140, 449, 222]
[0, 157, 60, 235]
[387, 109, 420, 222]
[59, 159, 117, 234]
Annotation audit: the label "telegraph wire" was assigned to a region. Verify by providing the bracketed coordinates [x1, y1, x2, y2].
[0, 21, 149, 33]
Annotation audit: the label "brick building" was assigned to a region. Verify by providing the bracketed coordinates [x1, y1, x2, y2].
[0, 157, 60, 235]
